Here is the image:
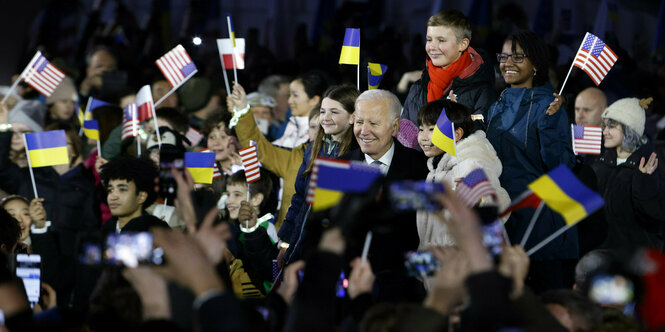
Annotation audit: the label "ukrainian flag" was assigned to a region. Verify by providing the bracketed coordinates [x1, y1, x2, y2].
[339, 28, 360, 65]
[25, 130, 69, 167]
[431, 107, 456, 157]
[83, 120, 100, 140]
[368, 63, 388, 89]
[79, 97, 110, 127]
[528, 165, 604, 225]
[313, 159, 382, 211]
[185, 152, 216, 184]
[227, 15, 236, 47]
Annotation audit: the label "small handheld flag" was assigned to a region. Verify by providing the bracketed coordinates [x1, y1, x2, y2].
[312, 158, 383, 211]
[136, 85, 155, 121]
[239, 145, 261, 183]
[571, 124, 602, 155]
[339, 28, 360, 65]
[22, 52, 65, 98]
[217, 38, 246, 70]
[25, 130, 69, 168]
[155, 45, 198, 89]
[368, 63, 388, 90]
[185, 152, 216, 184]
[431, 108, 456, 157]
[79, 97, 110, 127]
[528, 165, 604, 226]
[500, 190, 542, 218]
[573, 32, 618, 86]
[197, 149, 222, 179]
[121, 104, 140, 141]
[455, 169, 495, 207]
[226, 14, 240, 86]
[83, 120, 100, 140]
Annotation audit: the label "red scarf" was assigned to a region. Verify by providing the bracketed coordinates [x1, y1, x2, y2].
[426, 51, 472, 102]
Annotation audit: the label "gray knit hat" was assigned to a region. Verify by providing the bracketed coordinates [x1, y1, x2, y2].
[9, 100, 45, 132]
[601, 97, 651, 137]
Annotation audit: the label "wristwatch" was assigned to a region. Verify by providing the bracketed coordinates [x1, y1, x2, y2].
[0, 123, 12, 132]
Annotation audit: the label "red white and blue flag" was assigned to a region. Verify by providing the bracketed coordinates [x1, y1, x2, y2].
[121, 104, 139, 141]
[155, 45, 198, 88]
[573, 32, 618, 86]
[455, 168, 495, 207]
[571, 124, 602, 155]
[239, 145, 261, 183]
[22, 51, 65, 97]
[197, 148, 222, 179]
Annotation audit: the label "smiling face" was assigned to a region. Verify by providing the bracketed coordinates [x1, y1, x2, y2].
[4, 199, 31, 241]
[353, 99, 399, 160]
[602, 119, 624, 150]
[288, 80, 318, 117]
[106, 179, 145, 220]
[10, 123, 32, 152]
[319, 97, 353, 140]
[418, 123, 444, 158]
[500, 41, 535, 89]
[225, 182, 247, 220]
[50, 99, 76, 120]
[426, 26, 468, 68]
[207, 123, 233, 162]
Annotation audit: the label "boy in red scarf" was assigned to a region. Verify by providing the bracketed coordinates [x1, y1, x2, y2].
[401, 9, 496, 128]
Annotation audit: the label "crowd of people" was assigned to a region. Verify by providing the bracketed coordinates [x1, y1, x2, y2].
[0, 5, 664, 332]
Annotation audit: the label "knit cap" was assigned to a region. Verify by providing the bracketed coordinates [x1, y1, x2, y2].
[397, 118, 419, 150]
[9, 100, 45, 132]
[46, 76, 78, 105]
[602, 97, 652, 137]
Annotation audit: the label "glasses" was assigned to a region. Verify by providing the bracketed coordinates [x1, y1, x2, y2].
[496, 53, 528, 63]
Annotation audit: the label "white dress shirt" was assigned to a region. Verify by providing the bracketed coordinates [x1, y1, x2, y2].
[364, 141, 395, 175]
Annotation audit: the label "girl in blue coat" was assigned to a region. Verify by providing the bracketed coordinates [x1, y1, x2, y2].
[486, 30, 576, 293]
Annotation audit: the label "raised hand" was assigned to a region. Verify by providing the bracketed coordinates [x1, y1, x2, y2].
[122, 267, 170, 320]
[497, 245, 530, 299]
[545, 93, 564, 116]
[639, 152, 658, 175]
[28, 198, 47, 229]
[348, 257, 375, 299]
[277, 260, 306, 305]
[194, 207, 231, 265]
[230, 82, 248, 111]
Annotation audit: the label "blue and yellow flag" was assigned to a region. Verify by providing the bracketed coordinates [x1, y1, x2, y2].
[227, 15, 236, 47]
[528, 165, 604, 225]
[185, 152, 216, 184]
[313, 158, 382, 211]
[83, 120, 100, 140]
[431, 107, 456, 157]
[339, 28, 360, 65]
[368, 63, 388, 89]
[25, 130, 69, 167]
[79, 97, 110, 127]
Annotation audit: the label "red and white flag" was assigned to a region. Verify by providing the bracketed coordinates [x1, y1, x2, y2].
[21, 51, 65, 97]
[571, 124, 602, 155]
[197, 148, 222, 179]
[455, 169, 495, 207]
[239, 145, 260, 183]
[216, 38, 245, 69]
[136, 85, 155, 121]
[572, 32, 618, 86]
[155, 45, 198, 88]
[121, 104, 139, 141]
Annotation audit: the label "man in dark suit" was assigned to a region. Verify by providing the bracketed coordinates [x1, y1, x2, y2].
[342, 89, 428, 302]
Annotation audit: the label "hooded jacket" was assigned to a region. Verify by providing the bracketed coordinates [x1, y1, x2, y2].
[486, 83, 577, 260]
[417, 130, 511, 250]
[402, 47, 496, 124]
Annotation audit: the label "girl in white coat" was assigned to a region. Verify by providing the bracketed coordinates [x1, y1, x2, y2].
[416, 99, 510, 250]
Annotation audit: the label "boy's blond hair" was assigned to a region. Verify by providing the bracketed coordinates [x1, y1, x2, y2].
[427, 9, 472, 43]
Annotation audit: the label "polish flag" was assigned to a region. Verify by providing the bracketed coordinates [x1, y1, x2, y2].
[136, 85, 155, 121]
[217, 38, 245, 70]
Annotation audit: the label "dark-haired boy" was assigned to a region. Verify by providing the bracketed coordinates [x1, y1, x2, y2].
[99, 156, 169, 233]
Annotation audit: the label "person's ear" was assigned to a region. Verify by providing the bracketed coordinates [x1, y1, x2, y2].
[454, 127, 464, 142]
[391, 118, 400, 137]
[137, 191, 147, 205]
[458, 38, 470, 53]
[250, 192, 264, 208]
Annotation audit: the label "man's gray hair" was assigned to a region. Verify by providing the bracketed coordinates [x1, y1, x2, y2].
[258, 75, 291, 98]
[355, 89, 401, 120]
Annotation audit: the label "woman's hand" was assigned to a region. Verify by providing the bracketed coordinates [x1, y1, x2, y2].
[545, 93, 564, 116]
[230, 82, 248, 111]
[94, 155, 108, 176]
[639, 152, 659, 175]
[29, 198, 47, 229]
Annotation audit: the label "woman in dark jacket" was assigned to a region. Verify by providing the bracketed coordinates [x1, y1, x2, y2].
[401, 9, 496, 124]
[591, 97, 664, 251]
[486, 30, 574, 293]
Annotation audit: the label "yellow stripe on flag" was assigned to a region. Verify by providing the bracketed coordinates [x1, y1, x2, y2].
[28, 146, 69, 167]
[339, 46, 360, 65]
[84, 128, 99, 140]
[432, 129, 456, 157]
[187, 167, 214, 184]
[528, 175, 587, 225]
[313, 188, 344, 211]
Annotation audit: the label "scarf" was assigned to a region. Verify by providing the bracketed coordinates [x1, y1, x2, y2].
[426, 50, 472, 102]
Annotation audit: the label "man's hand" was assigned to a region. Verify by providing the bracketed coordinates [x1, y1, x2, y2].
[123, 267, 171, 320]
[28, 198, 47, 229]
[318, 227, 345, 255]
[194, 207, 230, 265]
[424, 246, 469, 315]
[497, 245, 530, 299]
[172, 168, 197, 234]
[348, 257, 375, 299]
[238, 201, 258, 229]
[277, 260, 305, 305]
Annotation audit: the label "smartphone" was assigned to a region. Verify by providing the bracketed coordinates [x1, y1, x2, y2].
[482, 219, 504, 257]
[104, 232, 164, 268]
[389, 181, 445, 211]
[15, 254, 41, 306]
[159, 147, 185, 201]
[100, 71, 128, 99]
[404, 251, 440, 277]
[589, 274, 634, 305]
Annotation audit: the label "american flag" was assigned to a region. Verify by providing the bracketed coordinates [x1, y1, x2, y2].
[239, 145, 261, 183]
[455, 169, 495, 207]
[197, 149, 222, 179]
[573, 32, 618, 86]
[571, 124, 602, 155]
[121, 104, 139, 141]
[155, 45, 198, 88]
[136, 85, 154, 121]
[22, 52, 65, 97]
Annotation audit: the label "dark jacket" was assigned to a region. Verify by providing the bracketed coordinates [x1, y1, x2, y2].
[486, 83, 577, 261]
[101, 213, 170, 234]
[0, 132, 101, 256]
[591, 142, 665, 251]
[402, 47, 496, 124]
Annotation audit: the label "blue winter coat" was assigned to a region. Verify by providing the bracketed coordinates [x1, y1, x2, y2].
[486, 83, 577, 260]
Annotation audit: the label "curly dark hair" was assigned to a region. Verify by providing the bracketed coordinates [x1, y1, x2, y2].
[0, 209, 21, 252]
[99, 156, 159, 208]
[417, 99, 476, 140]
[504, 30, 550, 87]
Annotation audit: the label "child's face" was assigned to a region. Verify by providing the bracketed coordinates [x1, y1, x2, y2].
[418, 123, 444, 158]
[426, 26, 467, 68]
[4, 199, 32, 241]
[225, 182, 247, 219]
